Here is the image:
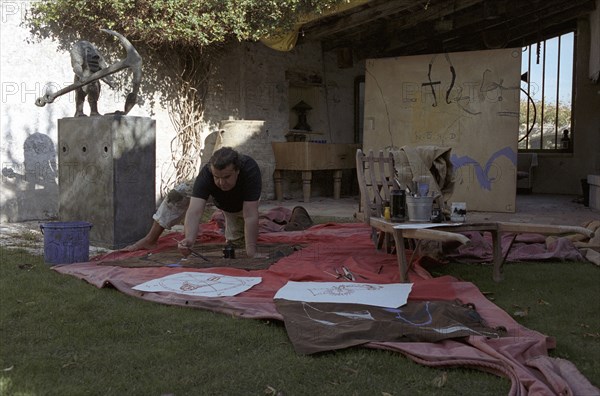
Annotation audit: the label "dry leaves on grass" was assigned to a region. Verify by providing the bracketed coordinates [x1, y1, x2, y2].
[579, 323, 600, 338]
[264, 385, 284, 396]
[583, 332, 600, 338]
[512, 305, 530, 318]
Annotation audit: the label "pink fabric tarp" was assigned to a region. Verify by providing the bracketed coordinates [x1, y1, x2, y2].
[443, 231, 586, 263]
[52, 217, 599, 396]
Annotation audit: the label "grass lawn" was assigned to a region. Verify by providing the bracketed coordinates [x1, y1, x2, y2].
[1, 238, 599, 395]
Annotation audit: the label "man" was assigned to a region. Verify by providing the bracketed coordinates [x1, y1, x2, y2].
[126, 147, 262, 258]
[123, 181, 194, 251]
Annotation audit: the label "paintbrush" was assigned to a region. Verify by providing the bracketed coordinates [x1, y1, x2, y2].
[172, 238, 210, 261]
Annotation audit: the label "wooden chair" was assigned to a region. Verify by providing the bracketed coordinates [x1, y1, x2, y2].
[355, 149, 396, 221]
[355, 149, 396, 251]
[356, 148, 595, 283]
[517, 153, 538, 193]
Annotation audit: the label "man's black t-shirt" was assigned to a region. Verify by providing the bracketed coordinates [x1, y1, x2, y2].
[192, 154, 262, 213]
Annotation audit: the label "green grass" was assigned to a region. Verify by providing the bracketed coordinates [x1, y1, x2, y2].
[431, 260, 600, 384]
[1, 246, 599, 395]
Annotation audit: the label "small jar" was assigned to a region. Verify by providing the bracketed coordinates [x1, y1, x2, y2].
[390, 189, 406, 222]
[222, 244, 235, 259]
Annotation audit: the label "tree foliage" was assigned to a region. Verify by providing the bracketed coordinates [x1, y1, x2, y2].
[519, 98, 571, 150]
[26, 0, 345, 50]
[25, 0, 347, 106]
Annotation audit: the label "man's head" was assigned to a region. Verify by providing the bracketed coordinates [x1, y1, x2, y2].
[209, 147, 241, 191]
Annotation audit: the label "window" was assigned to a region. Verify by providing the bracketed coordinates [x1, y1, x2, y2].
[519, 32, 574, 152]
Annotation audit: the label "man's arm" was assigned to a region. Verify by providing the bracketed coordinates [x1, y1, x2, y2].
[178, 197, 207, 255]
[242, 200, 260, 257]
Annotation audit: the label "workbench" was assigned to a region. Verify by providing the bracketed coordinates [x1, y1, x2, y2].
[272, 142, 361, 202]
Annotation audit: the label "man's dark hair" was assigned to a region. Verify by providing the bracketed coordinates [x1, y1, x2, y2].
[210, 147, 241, 170]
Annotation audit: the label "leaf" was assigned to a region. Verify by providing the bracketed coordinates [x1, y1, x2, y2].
[537, 299, 550, 305]
[341, 366, 358, 375]
[513, 309, 529, 317]
[264, 385, 285, 396]
[432, 371, 448, 388]
[512, 305, 529, 317]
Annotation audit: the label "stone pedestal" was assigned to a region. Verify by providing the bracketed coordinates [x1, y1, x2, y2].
[58, 115, 156, 249]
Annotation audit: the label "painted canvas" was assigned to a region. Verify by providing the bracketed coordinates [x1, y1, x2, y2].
[363, 48, 521, 212]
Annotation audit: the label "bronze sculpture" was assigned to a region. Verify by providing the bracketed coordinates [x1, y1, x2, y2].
[35, 29, 142, 116]
[70, 40, 116, 116]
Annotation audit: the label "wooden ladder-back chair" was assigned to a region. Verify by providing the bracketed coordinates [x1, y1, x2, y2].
[356, 149, 396, 222]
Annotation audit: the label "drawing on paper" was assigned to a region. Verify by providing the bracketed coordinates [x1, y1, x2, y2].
[307, 284, 382, 297]
[274, 281, 413, 308]
[132, 272, 262, 297]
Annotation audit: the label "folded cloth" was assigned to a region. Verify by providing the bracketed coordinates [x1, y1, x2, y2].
[390, 146, 454, 211]
[283, 206, 314, 231]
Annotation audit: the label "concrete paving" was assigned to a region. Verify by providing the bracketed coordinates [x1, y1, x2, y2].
[261, 193, 599, 226]
[2, 193, 597, 258]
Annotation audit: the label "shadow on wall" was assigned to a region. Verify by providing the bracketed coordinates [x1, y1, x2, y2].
[2, 132, 59, 222]
[156, 130, 219, 202]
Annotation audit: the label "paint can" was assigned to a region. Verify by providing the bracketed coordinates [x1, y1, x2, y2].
[450, 202, 467, 222]
[406, 196, 434, 222]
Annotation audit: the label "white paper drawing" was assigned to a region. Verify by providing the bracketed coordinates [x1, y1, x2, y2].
[132, 272, 262, 297]
[274, 281, 413, 308]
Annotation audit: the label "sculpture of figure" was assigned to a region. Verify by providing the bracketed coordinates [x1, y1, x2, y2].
[35, 29, 142, 116]
[70, 41, 116, 117]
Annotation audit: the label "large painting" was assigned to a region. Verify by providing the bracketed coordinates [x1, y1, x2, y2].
[363, 48, 521, 212]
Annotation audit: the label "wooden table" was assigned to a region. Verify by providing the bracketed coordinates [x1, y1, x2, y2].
[368, 218, 594, 283]
[272, 142, 361, 202]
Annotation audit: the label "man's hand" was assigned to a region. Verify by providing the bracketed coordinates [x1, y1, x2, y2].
[176, 238, 195, 257]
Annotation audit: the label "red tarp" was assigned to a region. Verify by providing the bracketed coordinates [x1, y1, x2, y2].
[53, 214, 599, 396]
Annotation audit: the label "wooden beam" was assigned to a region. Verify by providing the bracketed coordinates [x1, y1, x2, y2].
[304, 0, 596, 59]
[302, 0, 416, 40]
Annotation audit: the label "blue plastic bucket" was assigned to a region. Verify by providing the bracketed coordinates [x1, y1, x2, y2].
[40, 221, 93, 265]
